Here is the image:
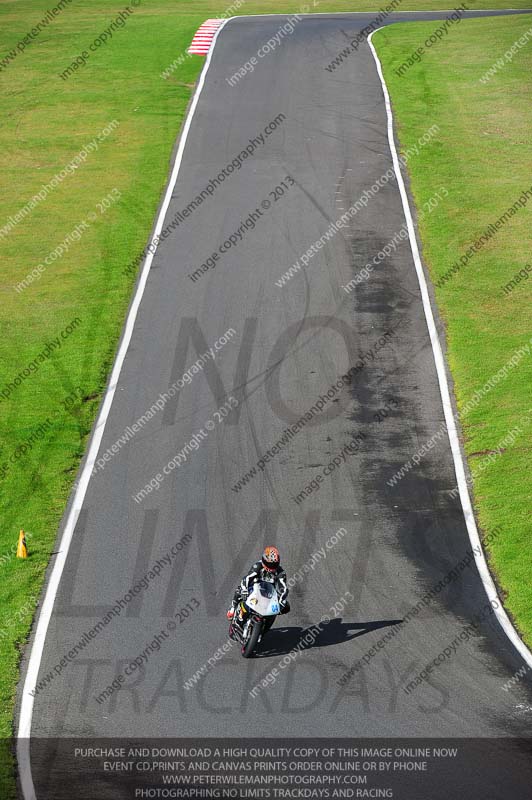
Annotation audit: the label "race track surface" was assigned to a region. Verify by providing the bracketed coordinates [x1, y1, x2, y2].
[18, 10, 532, 799]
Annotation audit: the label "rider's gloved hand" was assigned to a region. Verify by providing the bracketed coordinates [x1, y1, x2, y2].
[280, 601, 290, 615]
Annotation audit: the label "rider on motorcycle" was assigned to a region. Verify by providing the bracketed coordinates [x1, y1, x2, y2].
[227, 546, 290, 622]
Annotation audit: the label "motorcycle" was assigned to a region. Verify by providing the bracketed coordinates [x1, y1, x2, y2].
[229, 581, 280, 658]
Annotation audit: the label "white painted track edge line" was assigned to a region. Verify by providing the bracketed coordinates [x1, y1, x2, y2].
[220, 9, 532, 16]
[16, 17, 230, 800]
[367, 27, 532, 671]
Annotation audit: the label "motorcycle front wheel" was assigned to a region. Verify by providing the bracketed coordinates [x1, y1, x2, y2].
[241, 618, 262, 658]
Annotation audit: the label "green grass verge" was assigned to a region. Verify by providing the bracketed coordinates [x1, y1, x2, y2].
[374, 14, 532, 638]
[0, 0, 530, 792]
[0, 0, 208, 751]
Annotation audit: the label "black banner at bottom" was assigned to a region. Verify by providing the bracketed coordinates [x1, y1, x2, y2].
[8, 738, 532, 800]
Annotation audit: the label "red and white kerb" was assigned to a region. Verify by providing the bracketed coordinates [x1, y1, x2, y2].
[188, 19, 225, 55]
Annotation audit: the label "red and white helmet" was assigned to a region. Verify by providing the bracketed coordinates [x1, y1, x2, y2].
[262, 546, 280, 571]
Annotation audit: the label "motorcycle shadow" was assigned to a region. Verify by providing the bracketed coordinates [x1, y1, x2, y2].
[254, 617, 403, 658]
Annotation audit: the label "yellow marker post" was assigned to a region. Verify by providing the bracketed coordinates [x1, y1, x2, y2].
[16, 529, 28, 559]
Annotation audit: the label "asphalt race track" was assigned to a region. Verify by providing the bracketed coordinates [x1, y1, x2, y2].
[17, 10, 532, 800]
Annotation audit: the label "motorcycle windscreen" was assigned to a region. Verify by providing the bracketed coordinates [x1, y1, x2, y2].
[257, 581, 275, 597]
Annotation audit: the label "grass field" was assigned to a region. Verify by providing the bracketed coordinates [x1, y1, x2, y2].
[0, 0, 531, 792]
[374, 14, 532, 637]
